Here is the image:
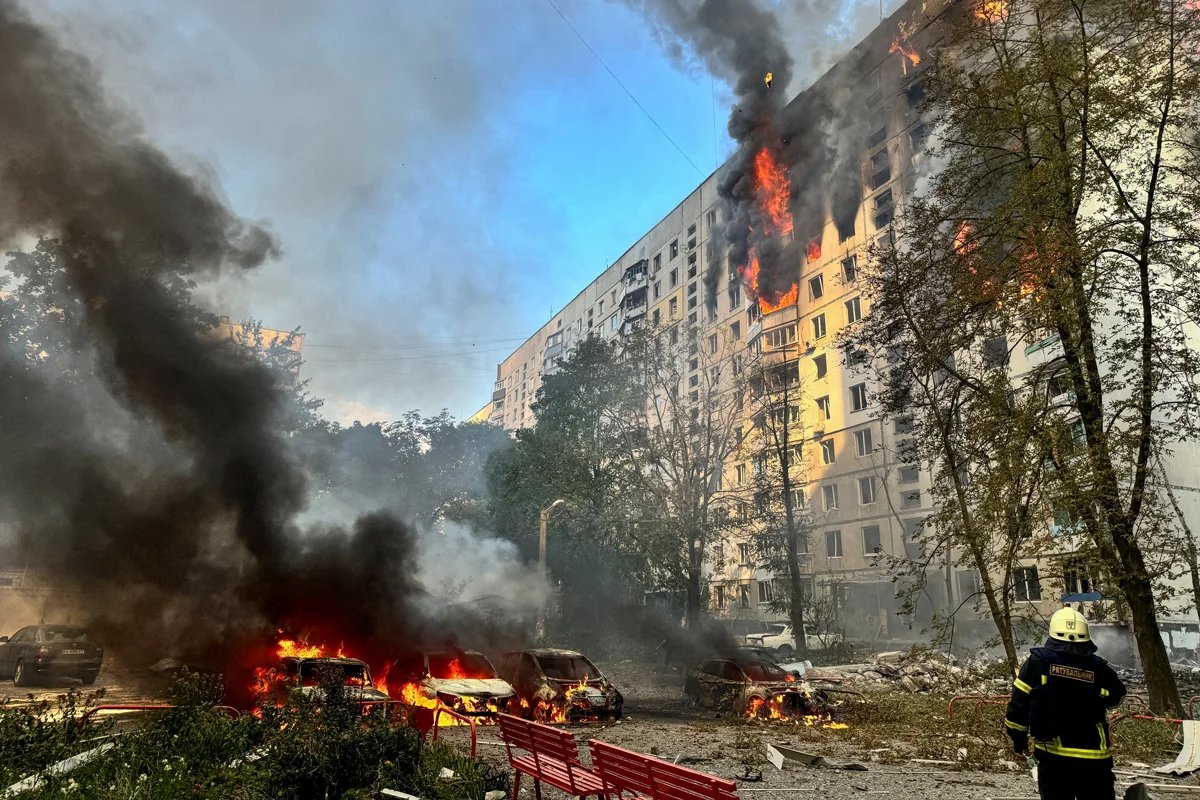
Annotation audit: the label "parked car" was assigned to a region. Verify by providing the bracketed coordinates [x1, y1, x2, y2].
[495, 648, 623, 722]
[278, 656, 390, 703]
[389, 649, 516, 718]
[0, 625, 103, 686]
[684, 657, 804, 715]
[744, 623, 842, 658]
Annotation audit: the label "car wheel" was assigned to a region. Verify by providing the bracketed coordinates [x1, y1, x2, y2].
[80, 672, 98, 686]
[776, 645, 794, 660]
[13, 660, 30, 687]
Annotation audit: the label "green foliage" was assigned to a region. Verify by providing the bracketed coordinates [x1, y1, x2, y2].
[3, 672, 505, 800]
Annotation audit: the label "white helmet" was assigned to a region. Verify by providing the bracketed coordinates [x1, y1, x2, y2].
[1049, 607, 1090, 643]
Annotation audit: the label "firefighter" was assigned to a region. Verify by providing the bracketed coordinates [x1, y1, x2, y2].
[1004, 608, 1126, 800]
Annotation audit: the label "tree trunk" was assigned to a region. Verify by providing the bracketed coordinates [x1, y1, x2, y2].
[685, 538, 703, 630]
[1113, 539, 1182, 715]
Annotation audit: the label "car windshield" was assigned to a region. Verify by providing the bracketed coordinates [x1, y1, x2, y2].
[537, 655, 598, 681]
[428, 652, 497, 680]
[739, 660, 789, 681]
[298, 660, 368, 687]
[42, 627, 88, 642]
[766, 624, 787, 635]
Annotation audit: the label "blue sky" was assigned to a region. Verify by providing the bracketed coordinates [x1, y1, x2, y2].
[21, 0, 880, 424]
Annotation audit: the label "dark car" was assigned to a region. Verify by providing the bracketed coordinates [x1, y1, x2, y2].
[684, 657, 804, 715]
[0, 625, 103, 686]
[496, 648, 623, 722]
[278, 656, 390, 703]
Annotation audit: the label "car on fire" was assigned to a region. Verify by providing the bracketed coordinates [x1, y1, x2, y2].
[279, 656, 390, 703]
[684, 657, 807, 715]
[0, 625, 103, 686]
[389, 649, 516, 718]
[496, 648, 623, 722]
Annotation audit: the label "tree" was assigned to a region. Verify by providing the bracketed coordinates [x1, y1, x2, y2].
[741, 335, 817, 657]
[857, 0, 1200, 711]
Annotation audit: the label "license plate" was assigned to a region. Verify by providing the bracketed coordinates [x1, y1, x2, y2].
[61, 649, 85, 655]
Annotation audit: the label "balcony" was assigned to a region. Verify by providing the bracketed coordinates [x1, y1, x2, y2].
[622, 259, 649, 297]
[491, 385, 506, 403]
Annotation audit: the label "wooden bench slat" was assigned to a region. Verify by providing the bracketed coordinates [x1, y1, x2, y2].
[498, 713, 604, 797]
[590, 739, 739, 800]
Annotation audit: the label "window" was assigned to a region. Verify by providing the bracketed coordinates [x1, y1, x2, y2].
[850, 383, 868, 411]
[688, 236, 697, 252]
[868, 126, 887, 148]
[670, 239, 679, 259]
[854, 428, 873, 457]
[814, 354, 828, 379]
[653, 253, 662, 272]
[738, 543, 752, 565]
[670, 298, 678, 318]
[689, 357, 699, 371]
[894, 415, 913, 435]
[809, 275, 824, 300]
[899, 465, 919, 484]
[862, 525, 882, 554]
[822, 483, 839, 511]
[714, 585, 727, 607]
[812, 314, 827, 340]
[611, 316, 618, 331]
[731, 321, 741, 340]
[652, 309, 661, 326]
[738, 584, 751, 608]
[670, 268, 678, 287]
[859, 476, 877, 505]
[1063, 558, 1096, 595]
[845, 296, 862, 324]
[598, 300, 604, 314]
[816, 395, 831, 420]
[903, 517, 925, 542]
[688, 258, 697, 277]
[841, 255, 858, 283]
[707, 209, 717, 228]
[825, 530, 843, 558]
[870, 165, 891, 190]
[689, 311, 697, 324]
[728, 283, 742, 309]
[669, 326, 679, 345]
[790, 487, 807, 509]
[983, 336, 1008, 370]
[654, 281, 661, 299]
[1013, 566, 1042, 601]
[906, 80, 926, 109]
[765, 324, 797, 350]
[758, 580, 774, 604]
[708, 333, 718, 354]
[688, 223, 697, 236]
[689, 374, 699, 388]
[687, 296, 697, 310]
[820, 439, 836, 464]
[1068, 419, 1086, 453]
[736, 463, 747, 484]
[902, 490, 922, 508]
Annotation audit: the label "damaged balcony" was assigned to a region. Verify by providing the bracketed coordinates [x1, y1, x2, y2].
[621, 259, 648, 296]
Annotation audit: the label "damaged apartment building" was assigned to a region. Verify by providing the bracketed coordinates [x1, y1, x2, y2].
[481, 0, 1200, 644]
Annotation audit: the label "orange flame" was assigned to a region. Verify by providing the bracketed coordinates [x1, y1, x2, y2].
[889, 37, 921, 67]
[975, 0, 1009, 22]
[740, 253, 798, 314]
[753, 148, 793, 236]
[276, 638, 345, 660]
[746, 694, 850, 728]
[807, 239, 821, 263]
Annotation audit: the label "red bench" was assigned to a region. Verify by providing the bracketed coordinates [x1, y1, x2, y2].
[589, 739, 739, 800]
[497, 713, 606, 800]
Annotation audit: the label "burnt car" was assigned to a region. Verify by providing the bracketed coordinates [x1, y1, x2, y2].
[684, 657, 806, 715]
[279, 656, 390, 702]
[496, 648, 623, 722]
[0, 625, 103, 686]
[390, 649, 516, 718]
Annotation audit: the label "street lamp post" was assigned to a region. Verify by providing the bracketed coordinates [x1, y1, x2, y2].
[537, 499, 567, 639]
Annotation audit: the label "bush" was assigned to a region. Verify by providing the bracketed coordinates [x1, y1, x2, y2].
[4, 671, 506, 799]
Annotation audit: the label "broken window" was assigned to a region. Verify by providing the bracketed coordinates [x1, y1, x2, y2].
[653, 253, 662, 272]
[906, 80, 926, 109]
[814, 354, 828, 380]
[909, 123, 928, 152]
[731, 321, 741, 340]
[758, 580, 774, 604]
[738, 543, 752, 565]
[653, 281, 661, 299]
[738, 584, 751, 608]
[820, 438, 836, 464]
[669, 298, 678, 318]
[822, 483, 839, 511]
[816, 395, 831, 420]
[809, 274, 824, 300]
[862, 525, 882, 554]
[707, 209, 717, 228]
[652, 309, 660, 326]
[1063, 558, 1096, 595]
[902, 490, 922, 508]
[850, 383, 869, 411]
[982, 336, 1009, 370]
[867, 126, 887, 148]
[728, 283, 742, 309]
[841, 255, 858, 283]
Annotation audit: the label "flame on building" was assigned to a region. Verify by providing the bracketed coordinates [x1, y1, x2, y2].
[739, 145, 800, 313]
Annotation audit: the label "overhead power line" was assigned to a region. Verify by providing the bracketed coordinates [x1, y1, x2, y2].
[544, 0, 705, 178]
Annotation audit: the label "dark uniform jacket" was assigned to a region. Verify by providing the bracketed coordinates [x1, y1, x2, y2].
[1004, 638, 1126, 760]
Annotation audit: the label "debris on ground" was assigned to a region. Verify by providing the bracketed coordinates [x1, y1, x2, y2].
[805, 648, 1010, 694]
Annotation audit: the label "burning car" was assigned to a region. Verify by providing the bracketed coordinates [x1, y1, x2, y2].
[388, 649, 516, 719]
[685, 657, 835, 721]
[495, 648, 623, 723]
[278, 656, 390, 703]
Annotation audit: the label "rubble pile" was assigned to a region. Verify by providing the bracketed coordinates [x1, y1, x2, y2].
[805, 649, 1011, 694]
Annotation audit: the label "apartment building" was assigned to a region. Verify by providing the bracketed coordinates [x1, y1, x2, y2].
[483, 0, 953, 640]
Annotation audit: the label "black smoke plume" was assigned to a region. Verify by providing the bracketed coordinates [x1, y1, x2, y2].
[0, 1, 487, 683]
[618, 0, 883, 308]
